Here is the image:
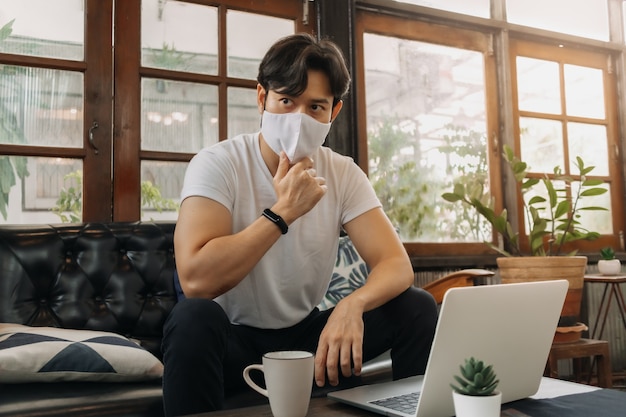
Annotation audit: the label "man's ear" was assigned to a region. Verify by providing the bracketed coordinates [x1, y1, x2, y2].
[256, 84, 266, 115]
[330, 100, 343, 122]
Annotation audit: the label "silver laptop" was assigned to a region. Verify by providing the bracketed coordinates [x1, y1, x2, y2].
[328, 280, 569, 417]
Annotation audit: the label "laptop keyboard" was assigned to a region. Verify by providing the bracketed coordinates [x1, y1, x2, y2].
[370, 391, 420, 415]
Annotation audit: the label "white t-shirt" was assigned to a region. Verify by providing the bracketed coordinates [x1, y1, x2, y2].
[181, 132, 381, 328]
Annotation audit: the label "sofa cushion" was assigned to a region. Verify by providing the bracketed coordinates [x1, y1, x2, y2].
[318, 235, 370, 310]
[0, 323, 163, 383]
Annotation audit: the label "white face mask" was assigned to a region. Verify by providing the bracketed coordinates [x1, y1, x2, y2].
[260, 111, 331, 162]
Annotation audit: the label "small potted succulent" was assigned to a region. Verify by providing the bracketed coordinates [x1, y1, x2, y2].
[451, 357, 501, 417]
[598, 247, 621, 275]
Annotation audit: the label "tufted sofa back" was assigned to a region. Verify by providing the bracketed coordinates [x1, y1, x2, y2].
[0, 222, 177, 358]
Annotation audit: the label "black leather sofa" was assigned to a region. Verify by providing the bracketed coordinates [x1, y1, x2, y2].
[0, 222, 393, 417]
[0, 222, 176, 417]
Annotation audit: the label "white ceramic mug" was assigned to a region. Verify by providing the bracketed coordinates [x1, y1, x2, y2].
[243, 351, 314, 417]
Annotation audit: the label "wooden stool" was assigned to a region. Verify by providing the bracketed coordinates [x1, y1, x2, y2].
[545, 338, 612, 388]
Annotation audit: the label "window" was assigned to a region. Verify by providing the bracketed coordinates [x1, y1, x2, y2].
[510, 39, 623, 253]
[0, 0, 314, 224]
[0, 0, 108, 224]
[507, 0, 609, 41]
[355, 2, 624, 257]
[356, 11, 500, 256]
[121, 0, 312, 222]
[392, 0, 490, 18]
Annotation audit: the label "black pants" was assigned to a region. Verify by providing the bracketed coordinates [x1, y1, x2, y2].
[161, 286, 437, 417]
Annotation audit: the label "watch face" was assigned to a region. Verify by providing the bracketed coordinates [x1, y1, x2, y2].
[262, 209, 288, 234]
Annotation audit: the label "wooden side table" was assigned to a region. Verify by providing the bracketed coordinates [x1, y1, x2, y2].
[584, 274, 626, 339]
[545, 338, 612, 388]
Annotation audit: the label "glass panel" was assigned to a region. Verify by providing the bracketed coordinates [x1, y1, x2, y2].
[567, 122, 609, 176]
[573, 182, 612, 235]
[516, 57, 561, 115]
[364, 33, 489, 243]
[0, 156, 82, 224]
[564, 64, 605, 119]
[141, 78, 218, 153]
[392, 0, 489, 18]
[227, 10, 293, 79]
[507, 0, 609, 41]
[522, 180, 612, 236]
[519, 117, 563, 173]
[141, 0, 217, 75]
[0, 66, 83, 147]
[622, 1, 626, 41]
[140, 161, 184, 221]
[0, 0, 84, 60]
[228, 87, 260, 139]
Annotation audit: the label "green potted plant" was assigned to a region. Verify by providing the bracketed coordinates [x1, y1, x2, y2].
[450, 357, 501, 417]
[598, 247, 621, 276]
[442, 145, 609, 338]
[442, 144, 607, 257]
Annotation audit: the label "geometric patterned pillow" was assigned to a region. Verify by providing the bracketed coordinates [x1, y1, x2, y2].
[0, 323, 163, 383]
[318, 234, 370, 311]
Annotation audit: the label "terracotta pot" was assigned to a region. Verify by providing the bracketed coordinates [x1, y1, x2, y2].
[497, 256, 587, 330]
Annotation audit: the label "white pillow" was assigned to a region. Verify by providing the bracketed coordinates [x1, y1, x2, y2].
[0, 323, 163, 383]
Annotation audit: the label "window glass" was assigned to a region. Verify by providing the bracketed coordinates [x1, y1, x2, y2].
[141, 0, 217, 75]
[622, 1, 626, 41]
[364, 33, 490, 243]
[141, 78, 218, 153]
[228, 87, 260, 139]
[520, 179, 613, 236]
[226, 11, 293, 79]
[140, 161, 184, 221]
[519, 117, 564, 172]
[567, 122, 608, 176]
[516, 58, 560, 115]
[0, 0, 84, 60]
[564, 64, 605, 119]
[0, 66, 83, 148]
[2, 156, 82, 224]
[507, 0, 609, 41]
[392, 0, 489, 18]
[513, 40, 616, 249]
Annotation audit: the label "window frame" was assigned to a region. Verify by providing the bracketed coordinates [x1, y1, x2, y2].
[114, 0, 316, 221]
[354, 9, 503, 257]
[509, 37, 624, 254]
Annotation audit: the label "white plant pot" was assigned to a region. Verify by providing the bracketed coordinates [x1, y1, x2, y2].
[452, 390, 502, 417]
[598, 259, 621, 275]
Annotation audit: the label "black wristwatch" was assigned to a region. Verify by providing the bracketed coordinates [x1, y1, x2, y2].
[262, 208, 288, 234]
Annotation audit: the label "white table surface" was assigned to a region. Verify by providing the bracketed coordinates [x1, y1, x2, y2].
[530, 377, 600, 399]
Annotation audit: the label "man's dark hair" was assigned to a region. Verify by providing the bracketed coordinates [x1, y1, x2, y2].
[257, 33, 351, 108]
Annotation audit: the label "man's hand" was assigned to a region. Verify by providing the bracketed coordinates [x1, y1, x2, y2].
[271, 152, 327, 223]
[314, 297, 365, 387]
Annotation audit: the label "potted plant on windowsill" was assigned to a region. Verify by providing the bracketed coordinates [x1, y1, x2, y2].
[598, 247, 621, 276]
[442, 145, 608, 341]
[451, 357, 501, 417]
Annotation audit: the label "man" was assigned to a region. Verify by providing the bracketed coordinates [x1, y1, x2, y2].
[162, 33, 437, 416]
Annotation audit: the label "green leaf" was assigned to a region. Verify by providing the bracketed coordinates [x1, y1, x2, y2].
[521, 178, 539, 189]
[580, 188, 607, 197]
[554, 200, 570, 219]
[582, 179, 604, 186]
[544, 178, 557, 208]
[527, 195, 546, 205]
[578, 206, 608, 211]
[442, 193, 462, 203]
[0, 19, 14, 42]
